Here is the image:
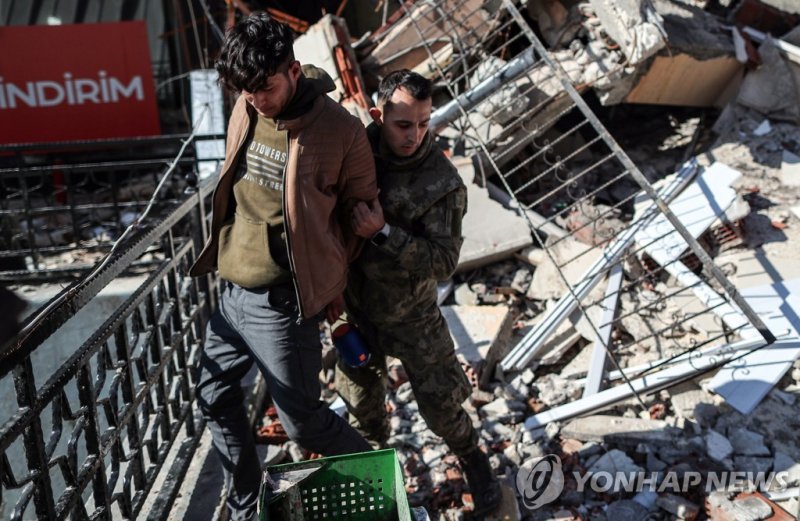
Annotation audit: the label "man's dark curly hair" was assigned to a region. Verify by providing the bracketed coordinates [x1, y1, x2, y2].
[377, 69, 432, 106]
[216, 12, 295, 93]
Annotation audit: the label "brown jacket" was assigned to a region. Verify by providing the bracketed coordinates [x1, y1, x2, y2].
[189, 93, 377, 318]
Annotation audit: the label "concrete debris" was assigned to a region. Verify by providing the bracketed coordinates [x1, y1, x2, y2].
[656, 492, 700, 520]
[737, 38, 800, 123]
[532, 374, 582, 406]
[705, 429, 734, 463]
[734, 455, 774, 475]
[781, 149, 800, 188]
[454, 159, 534, 272]
[561, 415, 677, 445]
[587, 450, 644, 482]
[773, 452, 800, 486]
[359, 0, 492, 79]
[621, 0, 744, 107]
[587, 0, 665, 65]
[753, 119, 772, 136]
[729, 428, 771, 456]
[441, 303, 514, 385]
[706, 491, 776, 521]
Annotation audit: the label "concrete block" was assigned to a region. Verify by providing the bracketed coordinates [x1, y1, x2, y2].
[527, 237, 603, 301]
[705, 430, 734, 463]
[729, 428, 771, 457]
[670, 388, 717, 420]
[456, 174, 533, 272]
[656, 493, 700, 520]
[441, 304, 514, 385]
[561, 415, 676, 446]
[293, 15, 371, 124]
[587, 450, 643, 488]
[780, 149, 800, 188]
[588, 0, 665, 64]
[707, 492, 777, 521]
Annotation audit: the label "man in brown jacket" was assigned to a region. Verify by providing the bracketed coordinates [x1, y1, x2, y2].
[189, 14, 375, 521]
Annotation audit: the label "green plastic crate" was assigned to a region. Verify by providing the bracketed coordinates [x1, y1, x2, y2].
[259, 448, 412, 521]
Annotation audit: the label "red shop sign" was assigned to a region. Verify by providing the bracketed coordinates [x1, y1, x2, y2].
[0, 21, 160, 145]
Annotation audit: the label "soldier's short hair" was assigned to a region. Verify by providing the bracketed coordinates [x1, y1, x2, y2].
[216, 12, 295, 93]
[377, 70, 432, 105]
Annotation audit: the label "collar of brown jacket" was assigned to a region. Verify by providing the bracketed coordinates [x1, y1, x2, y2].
[239, 94, 328, 136]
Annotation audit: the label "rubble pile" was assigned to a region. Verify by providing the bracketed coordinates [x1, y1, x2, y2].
[242, 0, 800, 519]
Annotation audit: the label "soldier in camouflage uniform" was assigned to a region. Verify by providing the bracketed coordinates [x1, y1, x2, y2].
[335, 70, 502, 516]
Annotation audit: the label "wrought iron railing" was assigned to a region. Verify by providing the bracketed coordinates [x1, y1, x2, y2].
[0, 175, 217, 520]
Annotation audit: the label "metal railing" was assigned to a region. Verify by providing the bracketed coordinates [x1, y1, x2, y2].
[0, 169, 217, 520]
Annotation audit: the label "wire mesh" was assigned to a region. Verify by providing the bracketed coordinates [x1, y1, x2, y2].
[381, 0, 775, 397]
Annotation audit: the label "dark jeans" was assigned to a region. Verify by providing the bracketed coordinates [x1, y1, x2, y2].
[196, 281, 370, 520]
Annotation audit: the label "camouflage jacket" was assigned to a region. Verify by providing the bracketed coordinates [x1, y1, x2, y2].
[345, 123, 467, 326]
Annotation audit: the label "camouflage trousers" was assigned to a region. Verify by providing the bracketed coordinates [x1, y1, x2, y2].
[334, 310, 478, 456]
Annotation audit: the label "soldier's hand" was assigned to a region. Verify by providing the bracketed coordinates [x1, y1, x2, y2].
[325, 294, 345, 324]
[352, 197, 385, 238]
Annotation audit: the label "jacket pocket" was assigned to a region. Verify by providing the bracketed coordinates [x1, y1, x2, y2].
[217, 215, 286, 288]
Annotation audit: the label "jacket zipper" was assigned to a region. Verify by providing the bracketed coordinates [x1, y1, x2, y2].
[280, 129, 305, 323]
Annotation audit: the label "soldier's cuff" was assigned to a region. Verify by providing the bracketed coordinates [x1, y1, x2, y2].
[375, 224, 408, 256]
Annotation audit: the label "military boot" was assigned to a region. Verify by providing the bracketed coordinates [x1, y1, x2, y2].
[459, 447, 502, 517]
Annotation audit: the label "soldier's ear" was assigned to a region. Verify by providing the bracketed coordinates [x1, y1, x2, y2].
[368, 107, 383, 125]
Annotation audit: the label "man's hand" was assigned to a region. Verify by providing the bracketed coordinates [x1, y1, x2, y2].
[352, 197, 385, 238]
[325, 294, 345, 324]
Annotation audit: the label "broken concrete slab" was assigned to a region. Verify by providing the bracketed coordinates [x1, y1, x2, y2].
[454, 160, 534, 272]
[670, 387, 718, 422]
[706, 491, 775, 521]
[705, 429, 734, 463]
[360, 0, 492, 79]
[622, 0, 744, 107]
[526, 237, 604, 301]
[441, 304, 514, 386]
[587, 450, 643, 488]
[561, 415, 677, 446]
[780, 149, 800, 188]
[729, 428, 771, 456]
[737, 38, 800, 123]
[588, 0, 665, 65]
